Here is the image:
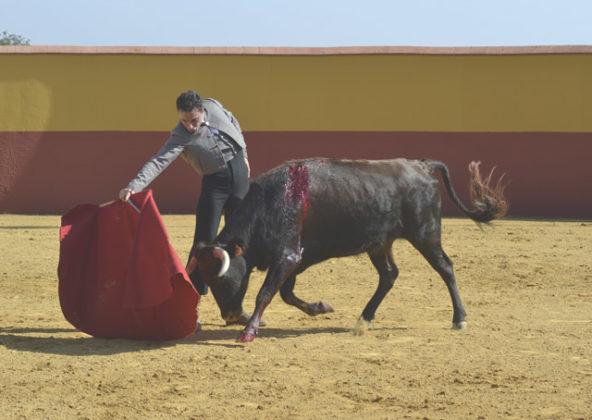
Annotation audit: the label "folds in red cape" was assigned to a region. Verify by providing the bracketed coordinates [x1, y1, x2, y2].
[58, 190, 199, 340]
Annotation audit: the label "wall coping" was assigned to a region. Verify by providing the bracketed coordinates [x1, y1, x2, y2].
[1, 45, 592, 55]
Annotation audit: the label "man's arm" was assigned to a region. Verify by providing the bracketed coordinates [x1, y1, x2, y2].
[119, 136, 185, 200]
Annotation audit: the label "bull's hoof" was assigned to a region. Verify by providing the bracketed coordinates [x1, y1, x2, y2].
[237, 329, 257, 342]
[353, 317, 370, 336]
[310, 301, 335, 316]
[452, 321, 467, 330]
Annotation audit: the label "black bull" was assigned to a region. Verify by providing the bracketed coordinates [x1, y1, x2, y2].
[187, 158, 508, 342]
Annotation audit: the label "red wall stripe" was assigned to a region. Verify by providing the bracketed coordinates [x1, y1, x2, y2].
[1, 131, 590, 218]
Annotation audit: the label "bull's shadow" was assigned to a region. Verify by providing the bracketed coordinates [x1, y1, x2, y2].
[189, 324, 352, 344]
[0, 325, 353, 354]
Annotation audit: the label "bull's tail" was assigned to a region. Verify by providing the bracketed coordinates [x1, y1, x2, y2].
[426, 159, 509, 223]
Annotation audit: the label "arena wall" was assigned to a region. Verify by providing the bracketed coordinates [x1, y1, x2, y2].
[1, 46, 591, 217]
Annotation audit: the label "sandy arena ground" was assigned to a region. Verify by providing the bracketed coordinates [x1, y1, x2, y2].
[0, 214, 591, 419]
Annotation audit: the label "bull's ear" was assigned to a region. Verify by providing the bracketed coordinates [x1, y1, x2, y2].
[234, 244, 244, 257]
[230, 238, 245, 258]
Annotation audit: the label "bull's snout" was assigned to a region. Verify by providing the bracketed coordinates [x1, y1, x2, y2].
[222, 309, 251, 325]
[223, 309, 267, 327]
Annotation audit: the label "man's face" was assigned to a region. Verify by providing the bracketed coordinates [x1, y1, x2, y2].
[178, 107, 204, 134]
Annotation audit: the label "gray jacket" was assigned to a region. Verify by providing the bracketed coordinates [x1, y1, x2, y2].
[126, 98, 247, 192]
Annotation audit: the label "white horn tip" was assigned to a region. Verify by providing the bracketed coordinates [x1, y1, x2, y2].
[215, 248, 230, 277]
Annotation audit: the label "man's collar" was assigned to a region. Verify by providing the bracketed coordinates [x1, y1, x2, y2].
[201, 109, 209, 127]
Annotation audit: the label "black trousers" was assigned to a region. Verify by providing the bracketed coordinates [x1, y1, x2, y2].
[188, 150, 249, 294]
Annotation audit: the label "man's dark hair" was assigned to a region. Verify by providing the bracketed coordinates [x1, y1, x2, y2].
[176, 90, 203, 112]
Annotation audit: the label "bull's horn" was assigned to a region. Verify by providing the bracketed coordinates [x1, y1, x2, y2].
[213, 247, 230, 277]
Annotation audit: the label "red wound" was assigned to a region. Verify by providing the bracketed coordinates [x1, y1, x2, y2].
[285, 164, 310, 216]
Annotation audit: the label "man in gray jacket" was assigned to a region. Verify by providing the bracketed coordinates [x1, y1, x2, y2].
[119, 90, 250, 298]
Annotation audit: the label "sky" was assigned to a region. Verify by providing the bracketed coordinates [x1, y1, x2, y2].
[1, 0, 591, 47]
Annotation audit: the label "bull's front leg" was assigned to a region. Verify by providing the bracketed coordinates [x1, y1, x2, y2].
[238, 252, 301, 342]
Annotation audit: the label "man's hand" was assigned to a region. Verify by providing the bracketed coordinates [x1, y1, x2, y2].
[119, 188, 133, 201]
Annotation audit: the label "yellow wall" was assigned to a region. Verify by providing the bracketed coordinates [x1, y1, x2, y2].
[1, 48, 591, 216]
[2, 52, 592, 133]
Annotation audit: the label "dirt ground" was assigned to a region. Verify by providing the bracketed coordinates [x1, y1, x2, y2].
[1, 214, 591, 419]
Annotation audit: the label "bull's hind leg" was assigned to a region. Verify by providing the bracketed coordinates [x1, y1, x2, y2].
[411, 233, 467, 330]
[280, 273, 335, 316]
[354, 247, 399, 335]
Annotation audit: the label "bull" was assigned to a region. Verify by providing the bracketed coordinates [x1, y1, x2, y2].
[187, 158, 508, 342]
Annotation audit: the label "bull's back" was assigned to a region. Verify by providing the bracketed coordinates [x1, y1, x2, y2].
[299, 158, 438, 256]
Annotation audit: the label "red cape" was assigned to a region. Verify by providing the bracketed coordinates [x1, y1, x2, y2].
[58, 190, 199, 340]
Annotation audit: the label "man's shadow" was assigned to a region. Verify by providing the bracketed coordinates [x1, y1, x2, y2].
[0, 326, 175, 355]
